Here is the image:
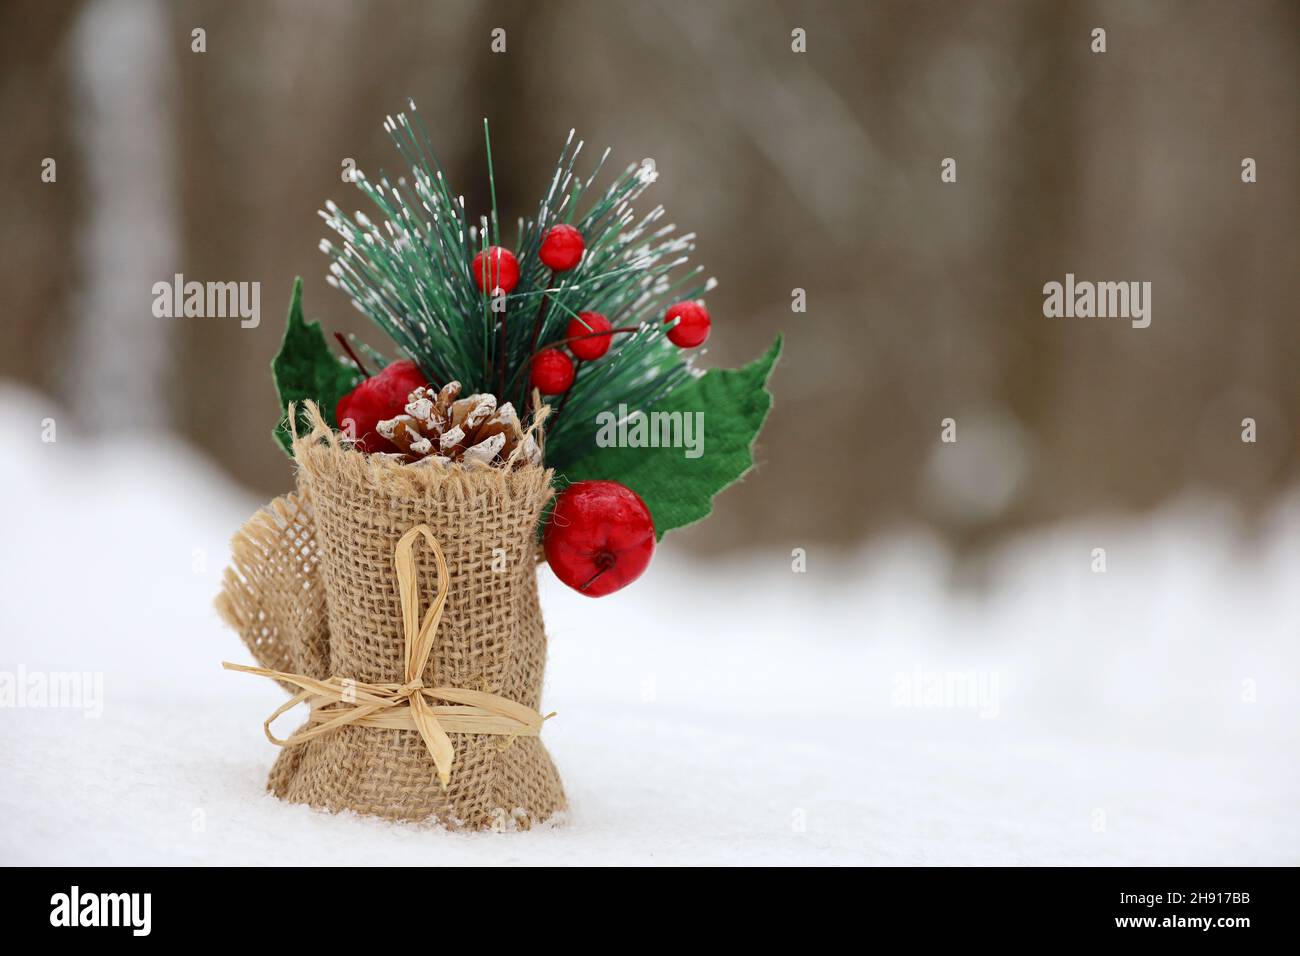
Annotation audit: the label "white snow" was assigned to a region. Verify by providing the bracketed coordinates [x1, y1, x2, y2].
[0, 383, 1296, 865]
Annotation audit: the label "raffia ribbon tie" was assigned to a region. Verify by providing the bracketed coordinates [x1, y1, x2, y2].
[223, 524, 551, 788]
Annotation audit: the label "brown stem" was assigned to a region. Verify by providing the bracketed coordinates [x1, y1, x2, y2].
[334, 333, 371, 378]
[579, 551, 616, 592]
[528, 287, 553, 357]
[494, 295, 511, 398]
[551, 359, 582, 426]
[524, 278, 554, 416]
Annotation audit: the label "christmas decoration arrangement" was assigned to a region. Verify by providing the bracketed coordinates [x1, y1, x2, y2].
[217, 103, 779, 829]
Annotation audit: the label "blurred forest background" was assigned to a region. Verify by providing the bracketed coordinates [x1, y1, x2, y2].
[2, 0, 1296, 557]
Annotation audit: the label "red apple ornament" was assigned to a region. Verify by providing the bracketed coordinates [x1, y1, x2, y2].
[335, 359, 427, 453]
[544, 480, 656, 597]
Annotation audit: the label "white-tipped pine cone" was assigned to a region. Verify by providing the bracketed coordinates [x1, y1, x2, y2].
[376, 381, 541, 468]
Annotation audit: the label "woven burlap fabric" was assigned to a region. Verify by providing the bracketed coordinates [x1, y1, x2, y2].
[217, 410, 565, 829]
[216, 492, 330, 694]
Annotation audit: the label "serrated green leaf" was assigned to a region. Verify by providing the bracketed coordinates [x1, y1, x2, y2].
[271, 277, 359, 454]
[558, 334, 781, 539]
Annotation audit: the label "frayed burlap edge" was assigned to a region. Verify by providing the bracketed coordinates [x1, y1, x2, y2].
[289, 399, 554, 504]
[215, 490, 328, 694]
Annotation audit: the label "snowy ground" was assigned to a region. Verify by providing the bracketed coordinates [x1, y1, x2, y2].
[1, 384, 1297, 865]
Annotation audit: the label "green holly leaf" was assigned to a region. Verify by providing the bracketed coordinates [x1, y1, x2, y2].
[559, 334, 781, 539]
[271, 277, 359, 454]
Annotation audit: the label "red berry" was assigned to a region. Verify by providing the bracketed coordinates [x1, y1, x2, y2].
[530, 349, 575, 394]
[538, 224, 585, 272]
[544, 480, 656, 597]
[566, 312, 613, 360]
[335, 359, 427, 454]
[471, 246, 520, 294]
[664, 301, 711, 348]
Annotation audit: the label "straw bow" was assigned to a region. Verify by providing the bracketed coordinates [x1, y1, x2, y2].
[223, 524, 549, 787]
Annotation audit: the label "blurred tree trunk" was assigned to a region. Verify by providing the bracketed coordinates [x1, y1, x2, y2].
[0, 2, 81, 400]
[3, 0, 1295, 560]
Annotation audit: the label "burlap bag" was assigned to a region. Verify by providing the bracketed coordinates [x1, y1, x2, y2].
[216, 404, 565, 829]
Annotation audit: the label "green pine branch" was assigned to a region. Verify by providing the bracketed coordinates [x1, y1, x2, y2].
[317, 102, 712, 471]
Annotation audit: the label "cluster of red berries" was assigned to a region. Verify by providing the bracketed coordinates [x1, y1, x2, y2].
[336, 225, 709, 598]
[470, 225, 713, 396]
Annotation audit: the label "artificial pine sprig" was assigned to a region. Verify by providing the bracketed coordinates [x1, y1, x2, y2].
[271, 105, 779, 545]
[318, 100, 713, 469]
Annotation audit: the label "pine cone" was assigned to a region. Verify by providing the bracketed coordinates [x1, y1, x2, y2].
[375, 381, 541, 468]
